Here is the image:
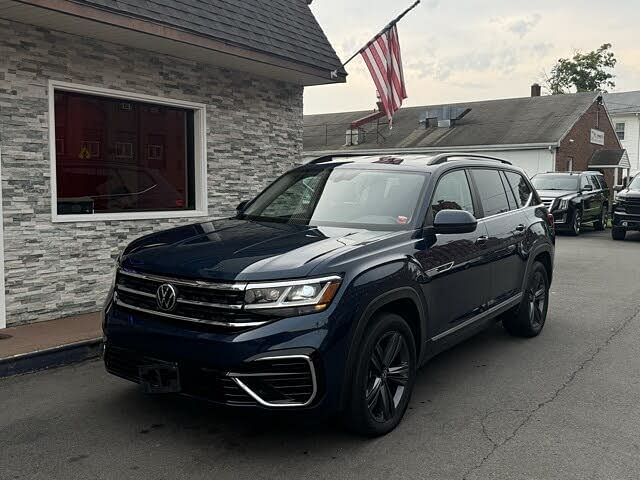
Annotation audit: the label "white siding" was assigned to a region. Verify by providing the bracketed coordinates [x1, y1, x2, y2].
[469, 149, 555, 178]
[610, 113, 640, 174]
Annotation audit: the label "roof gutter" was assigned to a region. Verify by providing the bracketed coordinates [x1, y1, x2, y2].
[304, 142, 559, 157]
[14, 0, 346, 85]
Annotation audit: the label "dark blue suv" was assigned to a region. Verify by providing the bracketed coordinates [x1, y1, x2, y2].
[103, 154, 555, 436]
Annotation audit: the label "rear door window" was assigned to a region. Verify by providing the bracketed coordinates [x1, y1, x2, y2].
[504, 171, 534, 208]
[470, 169, 510, 217]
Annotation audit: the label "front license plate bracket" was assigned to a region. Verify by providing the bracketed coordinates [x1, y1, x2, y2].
[138, 363, 181, 394]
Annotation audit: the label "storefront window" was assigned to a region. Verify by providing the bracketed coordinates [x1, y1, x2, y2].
[54, 90, 196, 216]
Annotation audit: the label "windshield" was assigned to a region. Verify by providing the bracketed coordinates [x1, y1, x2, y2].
[532, 175, 579, 191]
[242, 166, 428, 229]
[628, 176, 640, 190]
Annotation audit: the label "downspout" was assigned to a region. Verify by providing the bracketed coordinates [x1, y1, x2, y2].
[636, 113, 640, 173]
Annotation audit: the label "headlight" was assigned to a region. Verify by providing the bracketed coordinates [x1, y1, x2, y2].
[244, 276, 342, 313]
[558, 198, 571, 210]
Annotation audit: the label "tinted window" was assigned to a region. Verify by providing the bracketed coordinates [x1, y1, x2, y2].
[54, 90, 195, 215]
[504, 171, 534, 208]
[431, 170, 475, 216]
[532, 174, 579, 191]
[244, 167, 427, 229]
[589, 175, 603, 189]
[580, 176, 591, 190]
[471, 169, 510, 217]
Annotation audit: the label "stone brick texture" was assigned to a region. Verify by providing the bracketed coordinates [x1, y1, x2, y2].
[555, 101, 622, 189]
[0, 19, 303, 326]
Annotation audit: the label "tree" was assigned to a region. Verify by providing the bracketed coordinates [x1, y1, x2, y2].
[544, 44, 617, 94]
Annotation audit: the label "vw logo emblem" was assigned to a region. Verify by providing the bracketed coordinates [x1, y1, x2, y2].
[156, 283, 177, 312]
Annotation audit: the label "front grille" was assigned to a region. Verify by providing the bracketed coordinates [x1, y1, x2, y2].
[619, 198, 640, 214]
[540, 197, 556, 210]
[229, 356, 317, 407]
[114, 269, 269, 329]
[104, 345, 256, 406]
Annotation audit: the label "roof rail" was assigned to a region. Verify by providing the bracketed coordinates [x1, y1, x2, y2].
[307, 153, 369, 164]
[426, 153, 512, 166]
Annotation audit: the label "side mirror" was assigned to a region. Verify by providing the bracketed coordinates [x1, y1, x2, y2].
[581, 184, 593, 192]
[433, 209, 478, 235]
[236, 200, 249, 213]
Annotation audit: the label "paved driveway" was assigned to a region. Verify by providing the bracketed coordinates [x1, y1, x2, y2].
[2, 230, 640, 480]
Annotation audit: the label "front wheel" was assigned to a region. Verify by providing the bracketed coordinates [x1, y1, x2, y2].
[612, 227, 626, 241]
[569, 210, 582, 236]
[343, 313, 416, 436]
[503, 261, 550, 338]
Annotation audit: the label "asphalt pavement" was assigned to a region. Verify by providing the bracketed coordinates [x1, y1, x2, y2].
[2, 229, 640, 480]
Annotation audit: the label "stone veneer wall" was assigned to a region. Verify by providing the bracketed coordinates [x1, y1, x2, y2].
[0, 19, 303, 326]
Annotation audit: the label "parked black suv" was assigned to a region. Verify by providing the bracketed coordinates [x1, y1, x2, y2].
[612, 174, 640, 240]
[102, 154, 555, 436]
[531, 171, 609, 235]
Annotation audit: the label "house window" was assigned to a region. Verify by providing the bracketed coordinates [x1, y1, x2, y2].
[51, 83, 207, 221]
[615, 122, 625, 140]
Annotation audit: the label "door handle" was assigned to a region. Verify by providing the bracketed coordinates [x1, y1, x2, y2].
[475, 235, 489, 245]
[515, 224, 526, 232]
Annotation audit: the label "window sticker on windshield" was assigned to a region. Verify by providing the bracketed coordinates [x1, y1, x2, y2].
[396, 215, 409, 224]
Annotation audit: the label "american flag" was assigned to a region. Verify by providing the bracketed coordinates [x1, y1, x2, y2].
[360, 25, 408, 125]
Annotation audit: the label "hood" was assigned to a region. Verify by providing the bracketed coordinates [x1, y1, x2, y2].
[536, 190, 577, 199]
[617, 189, 640, 200]
[121, 218, 400, 281]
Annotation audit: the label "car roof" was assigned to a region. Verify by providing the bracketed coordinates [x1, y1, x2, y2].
[535, 171, 602, 176]
[306, 153, 522, 174]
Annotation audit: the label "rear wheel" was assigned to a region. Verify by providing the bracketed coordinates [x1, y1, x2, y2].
[594, 206, 608, 231]
[343, 313, 416, 436]
[569, 210, 582, 236]
[612, 227, 626, 241]
[503, 261, 549, 338]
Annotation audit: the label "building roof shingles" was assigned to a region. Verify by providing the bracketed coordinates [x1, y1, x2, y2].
[304, 92, 599, 152]
[73, 0, 345, 74]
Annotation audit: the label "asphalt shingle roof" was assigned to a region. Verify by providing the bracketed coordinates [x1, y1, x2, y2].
[589, 149, 631, 167]
[304, 93, 598, 152]
[73, 0, 345, 74]
[604, 91, 640, 114]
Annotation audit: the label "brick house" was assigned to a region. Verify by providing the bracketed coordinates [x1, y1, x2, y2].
[304, 87, 622, 183]
[0, 0, 345, 327]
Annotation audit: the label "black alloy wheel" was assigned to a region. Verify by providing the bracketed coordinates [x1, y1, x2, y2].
[527, 269, 547, 331]
[503, 261, 549, 338]
[570, 210, 582, 236]
[344, 313, 416, 436]
[594, 207, 608, 231]
[366, 331, 410, 423]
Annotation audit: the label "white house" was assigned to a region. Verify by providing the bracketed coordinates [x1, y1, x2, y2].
[604, 91, 640, 176]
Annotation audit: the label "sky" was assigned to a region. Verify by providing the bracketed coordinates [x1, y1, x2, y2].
[304, 0, 640, 114]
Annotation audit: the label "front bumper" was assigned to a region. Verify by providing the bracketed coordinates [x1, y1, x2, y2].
[103, 301, 346, 412]
[613, 211, 640, 230]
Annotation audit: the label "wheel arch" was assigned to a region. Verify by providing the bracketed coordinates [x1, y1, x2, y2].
[338, 286, 427, 411]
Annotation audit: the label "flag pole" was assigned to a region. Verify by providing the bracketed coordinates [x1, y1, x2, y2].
[331, 0, 421, 78]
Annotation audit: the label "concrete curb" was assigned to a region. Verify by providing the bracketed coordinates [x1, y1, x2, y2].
[0, 338, 103, 378]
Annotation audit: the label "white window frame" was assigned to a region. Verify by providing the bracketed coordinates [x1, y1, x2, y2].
[615, 122, 626, 141]
[48, 80, 208, 223]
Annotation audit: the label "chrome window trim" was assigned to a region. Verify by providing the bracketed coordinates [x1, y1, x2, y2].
[119, 269, 247, 291]
[228, 355, 317, 408]
[113, 293, 268, 328]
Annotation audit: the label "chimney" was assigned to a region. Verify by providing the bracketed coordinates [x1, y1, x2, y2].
[531, 83, 541, 97]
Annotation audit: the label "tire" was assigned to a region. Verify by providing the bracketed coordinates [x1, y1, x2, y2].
[569, 210, 582, 236]
[503, 261, 550, 338]
[594, 206, 608, 231]
[612, 227, 626, 241]
[343, 312, 417, 436]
